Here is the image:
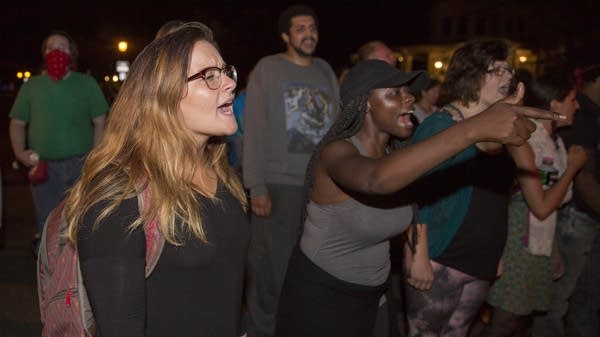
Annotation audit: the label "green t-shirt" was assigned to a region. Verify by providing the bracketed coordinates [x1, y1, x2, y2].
[9, 72, 108, 160]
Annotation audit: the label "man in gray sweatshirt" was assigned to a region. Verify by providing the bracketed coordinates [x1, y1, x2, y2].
[242, 4, 340, 337]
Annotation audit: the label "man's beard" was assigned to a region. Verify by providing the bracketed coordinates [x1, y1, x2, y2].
[292, 38, 317, 57]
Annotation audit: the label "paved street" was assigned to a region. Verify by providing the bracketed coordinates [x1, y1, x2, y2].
[1, 92, 41, 337]
[0, 168, 41, 337]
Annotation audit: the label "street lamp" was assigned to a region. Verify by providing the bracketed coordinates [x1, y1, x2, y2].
[17, 71, 31, 82]
[116, 40, 130, 81]
[117, 41, 128, 53]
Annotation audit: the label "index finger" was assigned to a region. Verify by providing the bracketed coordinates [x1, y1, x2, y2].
[515, 105, 566, 121]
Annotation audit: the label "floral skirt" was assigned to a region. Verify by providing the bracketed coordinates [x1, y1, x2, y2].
[487, 199, 557, 315]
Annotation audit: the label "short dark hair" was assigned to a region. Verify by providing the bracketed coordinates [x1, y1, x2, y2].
[441, 40, 510, 106]
[277, 4, 318, 35]
[414, 78, 440, 100]
[42, 30, 79, 69]
[525, 70, 575, 110]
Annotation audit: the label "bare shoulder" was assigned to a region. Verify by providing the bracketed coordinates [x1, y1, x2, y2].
[312, 140, 356, 204]
[320, 139, 359, 164]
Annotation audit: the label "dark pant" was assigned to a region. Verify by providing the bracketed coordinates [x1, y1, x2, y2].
[531, 205, 600, 337]
[32, 156, 85, 235]
[275, 247, 388, 337]
[476, 307, 530, 337]
[246, 184, 304, 337]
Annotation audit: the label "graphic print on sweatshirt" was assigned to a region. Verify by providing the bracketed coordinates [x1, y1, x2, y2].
[283, 83, 334, 153]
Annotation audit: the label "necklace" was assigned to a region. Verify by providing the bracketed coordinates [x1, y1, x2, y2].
[440, 103, 465, 122]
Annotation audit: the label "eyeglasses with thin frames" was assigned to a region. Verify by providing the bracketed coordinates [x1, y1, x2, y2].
[486, 66, 515, 77]
[187, 64, 237, 90]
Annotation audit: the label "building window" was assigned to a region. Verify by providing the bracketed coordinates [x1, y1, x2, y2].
[412, 54, 428, 72]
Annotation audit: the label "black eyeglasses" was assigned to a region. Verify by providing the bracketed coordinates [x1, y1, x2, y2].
[187, 64, 237, 90]
[486, 66, 515, 77]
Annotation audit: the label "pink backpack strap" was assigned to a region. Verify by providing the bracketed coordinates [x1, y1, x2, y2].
[137, 186, 165, 277]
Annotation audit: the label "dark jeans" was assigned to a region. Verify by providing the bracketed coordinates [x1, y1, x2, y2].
[531, 205, 600, 337]
[31, 156, 84, 256]
[32, 156, 85, 234]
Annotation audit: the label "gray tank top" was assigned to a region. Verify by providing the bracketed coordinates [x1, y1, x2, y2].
[300, 136, 413, 286]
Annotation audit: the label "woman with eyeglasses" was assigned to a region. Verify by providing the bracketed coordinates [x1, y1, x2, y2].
[403, 40, 526, 337]
[478, 71, 586, 337]
[63, 22, 249, 337]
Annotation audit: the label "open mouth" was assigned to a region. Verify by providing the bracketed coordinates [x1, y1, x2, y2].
[217, 101, 233, 114]
[398, 112, 414, 127]
[302, 39, 316, 48]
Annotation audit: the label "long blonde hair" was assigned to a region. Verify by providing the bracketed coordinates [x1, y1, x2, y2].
[65, 22, 247, 245]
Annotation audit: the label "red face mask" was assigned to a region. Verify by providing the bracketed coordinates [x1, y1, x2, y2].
[45, 49, 71, 80]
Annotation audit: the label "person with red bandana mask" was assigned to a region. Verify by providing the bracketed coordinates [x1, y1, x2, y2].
[9, 30, 108, 253]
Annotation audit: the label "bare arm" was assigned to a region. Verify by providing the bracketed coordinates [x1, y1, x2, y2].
[404, 224, 433, 290]
[508, 143, 587, 219]
[9, 118, 36, 167]
[321, 86, 560, 195]
[92, 115, 106, 147]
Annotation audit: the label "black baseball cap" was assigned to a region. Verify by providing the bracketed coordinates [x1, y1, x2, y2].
[341, 60, 428, 106]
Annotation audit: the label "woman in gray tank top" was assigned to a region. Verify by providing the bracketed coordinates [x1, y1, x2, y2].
[274, 59, 564, 337]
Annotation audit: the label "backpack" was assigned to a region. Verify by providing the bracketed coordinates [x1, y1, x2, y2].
[37, 187, 164, 337]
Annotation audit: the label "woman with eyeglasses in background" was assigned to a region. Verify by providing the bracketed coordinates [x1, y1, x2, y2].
[63, 22, 249, 337]
[479, 70, 586, 337]
[404, 40, 524, 337]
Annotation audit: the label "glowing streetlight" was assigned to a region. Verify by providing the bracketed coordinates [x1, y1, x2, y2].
[434, 61, 444, 69]
[117, 41, 128, 53]
[519, 56, 528, 63]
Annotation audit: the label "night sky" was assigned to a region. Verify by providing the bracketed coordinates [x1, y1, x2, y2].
[1, 0, 597, 84]
[0, 1, 433, 82]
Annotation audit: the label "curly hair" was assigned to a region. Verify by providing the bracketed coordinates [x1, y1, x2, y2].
[441, 40, 510, 106]
[277, 4, 318, 35]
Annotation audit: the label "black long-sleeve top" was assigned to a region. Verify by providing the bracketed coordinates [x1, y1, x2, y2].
[77, 184, 249, 337]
